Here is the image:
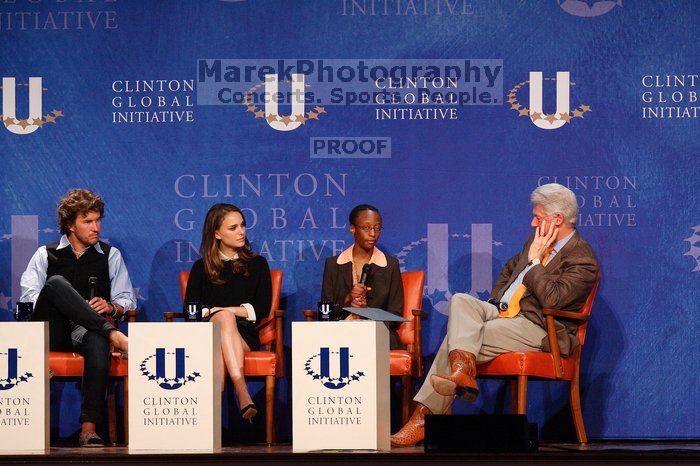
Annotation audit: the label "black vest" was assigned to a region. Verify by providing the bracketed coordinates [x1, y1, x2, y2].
[46, 241, 111, 300]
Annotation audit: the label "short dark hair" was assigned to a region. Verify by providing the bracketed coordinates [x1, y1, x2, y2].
[57, 189, 105, 235]
[349, 204, 381, 225]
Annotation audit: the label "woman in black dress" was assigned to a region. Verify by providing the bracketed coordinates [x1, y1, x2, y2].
[185, 204, 271, 421]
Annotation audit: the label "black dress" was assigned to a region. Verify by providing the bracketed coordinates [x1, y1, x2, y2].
[184, 255, 271, 350]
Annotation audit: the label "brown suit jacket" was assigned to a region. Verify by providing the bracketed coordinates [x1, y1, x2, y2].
[489, 230, 599, 356]
[321, 253, 404, 349]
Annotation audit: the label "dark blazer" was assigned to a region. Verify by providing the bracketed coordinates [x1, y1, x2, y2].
[321, 250, 404, 350]
[489, 230, 599, 356]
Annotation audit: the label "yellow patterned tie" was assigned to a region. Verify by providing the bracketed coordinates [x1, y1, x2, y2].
[498, 246, 554, 318]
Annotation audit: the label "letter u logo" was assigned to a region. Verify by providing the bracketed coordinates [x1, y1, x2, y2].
[264, 73, 305, 132]
[320, 347, 352, 390]
[0, 349, 19, 391]
[529, 71, 570, 130]
[156, 348, 186, 390]
[2, 77, 43, 135]
[305, 347, 365, 389]
[424, 223, 493, 316]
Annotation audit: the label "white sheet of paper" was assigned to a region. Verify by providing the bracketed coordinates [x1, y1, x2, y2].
[342, 307, 407, 322]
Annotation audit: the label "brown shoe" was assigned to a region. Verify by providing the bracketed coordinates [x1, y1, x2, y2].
[430, 350, 479, 402]
[390, 403, 432, 447]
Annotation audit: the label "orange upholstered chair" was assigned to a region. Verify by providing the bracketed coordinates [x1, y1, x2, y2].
[476, 273, 601, 444]
[304, 270, 425, 424]
[164, 269, 284, 445]
[49, 310, 137, 445]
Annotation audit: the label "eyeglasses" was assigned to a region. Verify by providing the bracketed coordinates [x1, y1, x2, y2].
[354, 225, 384, 233]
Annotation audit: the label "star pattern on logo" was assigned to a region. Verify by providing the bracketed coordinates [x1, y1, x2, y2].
[426, 288, 449, 305]
[304, 351, 365, 389]
[0, 107, 64, 130]
[0, 292, 11, 311]
[242, 81, 325, 127]
[557, 0, 622, 18]
[684, 225, 700, 272]
[0, 352, 33, 389]
[395, 231, 503, 273]
[507, 78, 591, 125]
[139, 353, 201, 388]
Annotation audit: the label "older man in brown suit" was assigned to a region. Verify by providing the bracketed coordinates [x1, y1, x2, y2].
[391, 183, 599, 447]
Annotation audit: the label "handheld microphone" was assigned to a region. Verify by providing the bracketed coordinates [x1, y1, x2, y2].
[359, 264, 371, 285]
[88, 277, 98, 300]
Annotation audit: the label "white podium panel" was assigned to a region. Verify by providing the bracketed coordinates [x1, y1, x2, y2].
[292, 321, 390, 451]
[0, 322, 49, 454]
[129, 323, 222, 453]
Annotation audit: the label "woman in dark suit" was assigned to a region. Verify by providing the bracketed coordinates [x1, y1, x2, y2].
[185, 203, 271, 422]
[321, 204, 404, 349]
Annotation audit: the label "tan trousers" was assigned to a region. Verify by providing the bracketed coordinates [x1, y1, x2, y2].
[414, 293, 546, 415]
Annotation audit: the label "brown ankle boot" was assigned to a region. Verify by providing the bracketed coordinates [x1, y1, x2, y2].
[429, 349, 479, 402]
[390, 403, 432, 447]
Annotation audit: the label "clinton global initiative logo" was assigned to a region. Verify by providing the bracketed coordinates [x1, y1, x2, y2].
[140, 348, 201, 390]
[243, 75, 326, 132]
[0, 3, 118, 31]
[341, 0, 475, 16]
[508, 72, 591, 130]
[684, 226, 700, 272]
[1, 77, 64, 135]
[641, 75, 699, 119]
[111, 79, 195, 124]
[304, 347, 365, 390]
[557, 0, 622, 17]
[0, 349, 33, 391]
[397, 223, 502, 316]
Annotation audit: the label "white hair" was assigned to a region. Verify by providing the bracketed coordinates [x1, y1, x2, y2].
[530, 183, 579, 226]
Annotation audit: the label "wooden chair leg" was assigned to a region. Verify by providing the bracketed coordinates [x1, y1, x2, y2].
[516, 375, 528, 415]
[271, 404, 278, 444]
[107, 380, 117, 445]
[123, 376, 129, 445]
[570, 379, 587, 444]
[401, 375, 412, 424]
[510, 380, 518, 414]
[265, 375, 275, 445]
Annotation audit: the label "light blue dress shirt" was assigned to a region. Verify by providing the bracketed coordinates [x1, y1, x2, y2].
[20, 235, 136, 321]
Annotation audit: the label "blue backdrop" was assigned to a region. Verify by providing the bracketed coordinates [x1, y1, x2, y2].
[1, 0, 698, 441]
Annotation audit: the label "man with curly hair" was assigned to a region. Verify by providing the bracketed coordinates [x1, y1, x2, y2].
[20, 188, 134, 447]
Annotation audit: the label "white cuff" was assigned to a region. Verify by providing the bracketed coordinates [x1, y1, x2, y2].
[241, 303, 256, 322]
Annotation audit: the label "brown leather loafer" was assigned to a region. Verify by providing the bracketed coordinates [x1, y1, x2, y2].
[430, 350, 479, 402]
[390, 403, 432, 447]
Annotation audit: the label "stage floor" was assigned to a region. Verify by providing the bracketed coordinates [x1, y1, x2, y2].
[0, 442, 699, 465]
